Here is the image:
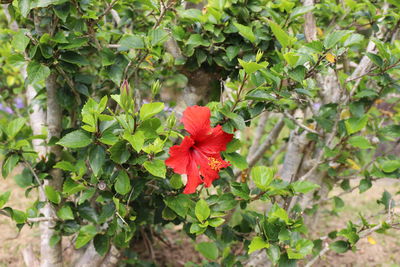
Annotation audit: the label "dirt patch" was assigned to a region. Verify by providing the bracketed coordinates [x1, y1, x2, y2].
[1, 167, 399, 266]
[0, 166, 40, 267]
[312, 178, 400, 266]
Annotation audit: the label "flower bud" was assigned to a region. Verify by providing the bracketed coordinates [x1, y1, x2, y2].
[121, 79, 130, 96]
[255, 49, 263, 62]
[167, 112, 177, 128]
[151, 80, 161, 96]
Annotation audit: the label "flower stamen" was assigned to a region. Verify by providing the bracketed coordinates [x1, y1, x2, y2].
[208, 157, 223, 171]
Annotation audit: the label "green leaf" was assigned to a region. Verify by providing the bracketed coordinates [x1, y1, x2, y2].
[366, 53, 383, 68]
[143, 160, 166, 178]
[115, 171, 131, 195]
[50, 234, 61, 247]
[60, 51, 89, 66]
[377, 190, 392, 210]
[57, 130, 92, 148]
[11, 209, 27, 224]
[291, 181, 320, 194]
[195, 242, 219, 260]
[287, 239, 314, 259]
[238, 59, 268, 75]
[233, 22, 256, 43]
[57, 205, 74, 220]
[283, 52, 299, 67]
[150, 28, 169, 47]
[380, 160, 400, 173]
[248, 236, 269, 254]
[140, 102, 165, 121]
[333, 196, 345, 209]
[54, 161, 76, 172]
[89, 146, 106, 177]
[251, 166, 275, 191]
[267, 20, 293, 48]
[2, 154, 19, 178]
[288, 65, 306, 82]
[223, 152, 248, 170]
[118, 34, 145, 50]
[186, 34, 210, 47]
[329, 240, 350, 253]
[27, 61, 50, 85]
[226, 46, 240, 61]
[345, 116, 368, 134]
[94, 234, 110, 256]
[344, 33, 364, 47]
[123, 131, 145, 152]
[208, 217, 225, 227]
[6, 118, 26, 138]
[75, 225, 97, 249]
[289, 6, 314, 19]
[45, 185, 61, 204]
[348, 136, 373, 149]
[164, 194, 191, 217]
[109, 141, 130, 164]
[12, 29, 30, 52]
[14, 168, 33, 188]
[0, 191, 11, 209]
[324, 30, 349, 49]
[19, 0, 31, 17]
[268, 203, 289, 224]
[195, 199, 210, 222]
[170, 174, 183, 189]
[359, 178, 372, 193]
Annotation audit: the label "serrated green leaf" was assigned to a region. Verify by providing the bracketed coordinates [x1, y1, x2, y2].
[195, 199, 210, 222]
[233, 22, 256, 43]
[57, 130, 92, 148]
[143, 160, 166, 178]
[45, 185, 61, 204]
[195, 242, 219, 260]
[57, 205, 74, 220]
[248, 236, 269, 254]
[251, 166, 275, 191]
[291, 181, 320, 194]
[348, 136, 373, 149]
[75, 225, 97, 249]
[27, 61, 50, 85]
[89, 146, 105, 176]
[114, 171, 131, 195]
[140, 102, 164, 121]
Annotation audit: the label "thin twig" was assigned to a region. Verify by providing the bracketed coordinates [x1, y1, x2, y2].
[283, 110, 321, 136]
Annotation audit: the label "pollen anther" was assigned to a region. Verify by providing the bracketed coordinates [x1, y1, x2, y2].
[208, 157, 223, 171]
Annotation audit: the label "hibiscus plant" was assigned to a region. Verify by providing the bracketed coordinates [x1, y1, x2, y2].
[0, 0, 400, 266]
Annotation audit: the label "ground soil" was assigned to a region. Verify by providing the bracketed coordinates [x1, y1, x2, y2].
[1, 167, 399, 267]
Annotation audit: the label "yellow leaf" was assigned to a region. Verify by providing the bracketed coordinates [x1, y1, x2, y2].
[145, 55, 153, 65]
[7, 76, 15, 86]
[326, 53, 335, 63]
[317, 27, 324, 37]
[367, 236, 376, 245]
[340, 109, 351, 120]
[346, 159, 360, 170]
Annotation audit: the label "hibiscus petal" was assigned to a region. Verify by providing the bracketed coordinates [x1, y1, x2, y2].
[195, 125, 233, 155]
[165, 136, 194, 174]
[183, 158, 203, 194]
[202, 155, 230, 187]
[181, 105, 212, 141]
[191, 149, 229, 188]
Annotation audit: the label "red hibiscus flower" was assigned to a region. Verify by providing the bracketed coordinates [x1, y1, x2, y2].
[166, 106, 233, 194]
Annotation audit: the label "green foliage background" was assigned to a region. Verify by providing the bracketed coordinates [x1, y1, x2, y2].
[0, 0, 399, 266]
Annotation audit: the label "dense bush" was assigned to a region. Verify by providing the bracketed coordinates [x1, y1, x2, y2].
[0, 0, 399, 266]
